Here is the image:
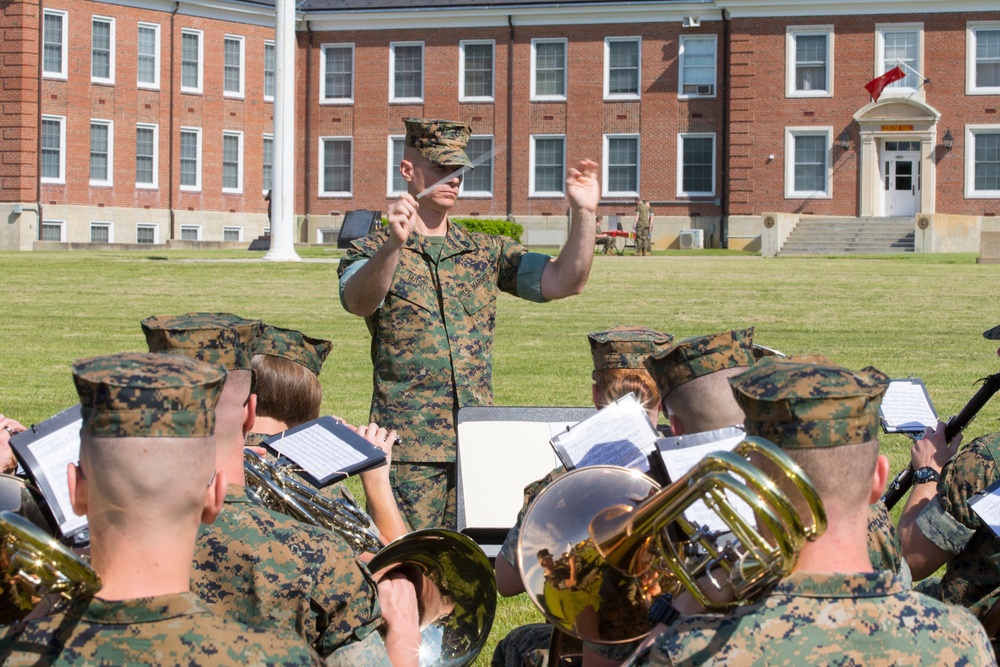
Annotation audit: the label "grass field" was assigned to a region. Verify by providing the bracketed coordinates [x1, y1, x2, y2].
[3, 247, 1000, 664]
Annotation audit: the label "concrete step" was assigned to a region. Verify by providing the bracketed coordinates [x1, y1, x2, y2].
[778, 217, 914, 256]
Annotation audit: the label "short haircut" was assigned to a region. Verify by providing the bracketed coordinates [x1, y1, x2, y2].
[251, 353, 323, 428]
[214, 368, 253, 447]
[593, 367, 660, 414]
[663, 366, 747, 433]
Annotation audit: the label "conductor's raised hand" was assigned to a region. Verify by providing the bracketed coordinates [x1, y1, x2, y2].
[566, 160, 600, 213]
[386, 193, 418, 249]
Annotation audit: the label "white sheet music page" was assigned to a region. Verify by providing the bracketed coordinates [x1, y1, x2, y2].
[881, 380, 937, 433]
[550, 393, 658, 471]
[970, 478, 1000, 537]
[272, 424, 366, 479]
[27, 419, 87, 535]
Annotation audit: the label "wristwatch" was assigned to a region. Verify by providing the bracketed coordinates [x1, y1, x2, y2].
[913, 467, 940, 484]
[648, 593, 680, 627]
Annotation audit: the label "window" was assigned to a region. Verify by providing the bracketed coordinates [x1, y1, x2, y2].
[89, 120, 113, 186]
[531, 39, 567, 101]
[40, 220, 66, 242]
[460, 41, 494, 101]
[223, 226, 244, 242]
[179, 225, 202, 241]
[876, 24, 922, 93]
[181, 29, 203, 93]
[603, 134, 640, 197]
[388, 135, 405, 196]
[90, 222, 113, 244]
[966, 126, 1000, 198]
[677, 133, 716, 197]
[785, 127, 832, 199]
[264, 41, 275, 100]
[461, 136, 493, 196]
[679, 36, 717, 97]
[262, 134, 273, 193]
[390, 42, 423, 102]
[136, 123, 158, 188]
[91, 17, 115, 84]
[43, 10, 67, 79]
[40, 115, 65, 184]
[321, 43, 354, 103]
[530, 135, 566, 196]
[786, 26, 833, 97]
[222, 131, 243, 193]
[137, 23, 160, 88]
[319, 137, 352, 196]
[179, 127, 201, 191]
[136, 223, 159, 244]
[969, 23, 1000, 94]
[223, 35, 244, 97]
[605, 38, 641, 100]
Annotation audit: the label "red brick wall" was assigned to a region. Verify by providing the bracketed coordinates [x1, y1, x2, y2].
[0, 0, 40, 202]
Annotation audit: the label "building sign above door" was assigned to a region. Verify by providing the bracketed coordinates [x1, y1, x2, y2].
[881, 125, 915, 132]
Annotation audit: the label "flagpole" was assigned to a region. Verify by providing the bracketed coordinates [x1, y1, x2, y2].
[894, 58, 929, 85]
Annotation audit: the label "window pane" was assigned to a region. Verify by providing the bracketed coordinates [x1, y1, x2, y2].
[43, 13, 63, 73]
[607, 137, 638, 193]
[323, 140, 351, 192]
[391, 137, 405, 193]
[534, 138, 564, 193]
[325, 46, 353, 99]
[883, 30, 917, 89]
[393, 45, 422, 99]
[41, 119, 61, 179]
[138, 26, 156, 84]
[92, 20, 111, 79]
[90, 225, 110, 244]
[137, 127, 154, 184]
[464, 138, 493, 193]
[535, 42, 565, 97]
[264, 43, 276, 97]
[41, 222, 63, 242]
[682, 137, 714, 193]
[182, 33, 199, 88]
[977, 30, 1000, 88]
[795, 34, 827, 91]
[794, 135, 827, 192]
[608, 41, 639, 95]
[180, 227, 199, 241]
[223, 134, 240, 189]
[224, 228, 241, 241]
[137, 226, 156, 243]
[224, 38, 241, 93]
[463, 43, 493, 98]
[90, 123, 109, 181]
[682, 37, 715, 86]
[975, 133, 1000, 192]
[263, 137, 273, 191]
[180, 131, 198, 186]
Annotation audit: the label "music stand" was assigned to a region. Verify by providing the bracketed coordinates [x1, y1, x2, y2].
[338, 210, 381, 249]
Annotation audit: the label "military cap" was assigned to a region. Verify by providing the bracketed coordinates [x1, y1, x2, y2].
[729, 355, 889, 449]
[645, 327, 755, 397]
[254, 323, 332, 377]
[984, 323, 1000, 340]
[589, 326, 673, 372]
[73, 352, 226, 438]
[404, 118, 472, 168]
[141, 312, 260, 371]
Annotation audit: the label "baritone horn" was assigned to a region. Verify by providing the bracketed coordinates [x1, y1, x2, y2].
[517, 437, 826, 644]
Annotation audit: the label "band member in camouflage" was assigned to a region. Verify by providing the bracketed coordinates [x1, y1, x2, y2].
[0, 352, 320, 666]
[141, 312, 261, 370]
[644, 327, 755, 399]
[634, 199, 652, 256]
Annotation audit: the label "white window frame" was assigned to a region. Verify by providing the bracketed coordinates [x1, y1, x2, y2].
[263, 40, 275, 101]
[459, 40, 495, 102]
[530, 38, 568, 102]
[222, 130, 244, 194]
[89, 221, 114, 244]
[604, 37, 642, 101]
[389, 41, 424, 103]
[676, 133, 717, 198]
[40, 114, 66, 185]
[320, 43, 354, 104]
[318, 136, 353, 197]
[42, 9, 68, 80]
[786, 26, 834, 98]
[179, 126, 202, 192]
[223, 34, 245, 98]
[678, 35, 718, 99]
[387, 134, 405, 197]
[967, 22, 1000, 95]
[784, 126, 833, 199]
[529, 134, 567, 198]
[137, 22, 160, 90]
[262, 133, 273, 194]
[875, 23, 924, 96]
[602, 134, 640, 198]
[180, 29, 203, 95]
[179, 224, 202, 241]
[135, 123, 159, 189]
[223, 226, 244, 242]
[460, 135, 494, 197]
[965, 125, 1000, 198]
[89, 118, 114, 187]
[136, 223, 159, 244]
[91, 16, 116, 85]
[40, 219, 66, 242]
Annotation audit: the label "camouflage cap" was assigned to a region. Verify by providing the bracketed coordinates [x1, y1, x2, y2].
[253, 323, 332, 377]
[645, 327, 755, 397]
[404, 118, 472, 168]
[141, 312, 261, 371]
[589, 326, 674, 371]
[72, 352, 226, 438]
[729, 355, 890, 449]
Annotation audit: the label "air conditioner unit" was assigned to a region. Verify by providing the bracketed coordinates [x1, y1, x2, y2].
[682, 16, 701, 28]
[682, 83, 715, 96]
[679, 229, 704, 250]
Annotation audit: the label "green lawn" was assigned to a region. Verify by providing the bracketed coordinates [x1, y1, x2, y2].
[2, 249, 999, 664]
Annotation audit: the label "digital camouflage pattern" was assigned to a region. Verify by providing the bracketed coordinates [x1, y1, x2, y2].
[915, 431, 1000, 621]
[254, 323, 332, 376]
[867, 500, 910, 584]
[72, 352, 225, 438]
[729, 355, 889, 449]
[491, 623, 553, 667]
[630, 571, 995, 667]
[588, 327, 674, 371]
[404, 118, 472, 167]
[634, 201, 652, 255]
[192, 484, 388, 663]
[0, 592, 320, 666]
[645, 328, 755, 398]
[141, 312, 261, 370]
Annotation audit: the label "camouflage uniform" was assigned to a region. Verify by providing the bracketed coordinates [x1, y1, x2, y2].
[253, 323, 332, 375]
[914, 432, 1000, 620]
[338, 119, 551, 530]
[644, 328, 755, 396]
[0, 593, 321, 666]
[868, 499, 912, 586]
[634, 201, 652, 255]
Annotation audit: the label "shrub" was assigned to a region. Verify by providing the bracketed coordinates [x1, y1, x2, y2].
[452, 218, 524, 243]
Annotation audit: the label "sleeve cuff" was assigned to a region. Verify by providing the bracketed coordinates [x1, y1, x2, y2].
[339, 258, 378, 311]
[915, 496, 975, 555]
[516, 252, 551, 303]
[498, 523, 520, 567]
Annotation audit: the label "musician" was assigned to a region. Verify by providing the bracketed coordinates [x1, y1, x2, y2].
[0, 353, 320, 666]
[629, 357, 994, 666]
[141, 313, 421, 666]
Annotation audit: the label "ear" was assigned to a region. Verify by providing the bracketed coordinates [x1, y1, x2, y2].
[400, 159, 414, 183]
[242, 393, 257, 437]
[591, 384, 604, 409]
[201, 469, 228, 525]
[669, 413, 685, 436]
[67, 462, 87, 517]
[870, 454, 891, 503]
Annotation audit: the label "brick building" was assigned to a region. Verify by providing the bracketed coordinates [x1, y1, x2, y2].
[1, 0, 998, 251]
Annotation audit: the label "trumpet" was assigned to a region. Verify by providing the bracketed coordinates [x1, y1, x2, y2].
[517, 437, 825, 644]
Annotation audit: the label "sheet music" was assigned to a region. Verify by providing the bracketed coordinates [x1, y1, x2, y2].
[881, 380, 937, 433]
[550, 394, 658, 471]
[26, 419, 86, 535]
[970, 478, 1000, 537]
[271, 424, 367, 479]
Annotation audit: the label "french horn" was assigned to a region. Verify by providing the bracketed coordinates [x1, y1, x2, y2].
[517, 437, 826, 644]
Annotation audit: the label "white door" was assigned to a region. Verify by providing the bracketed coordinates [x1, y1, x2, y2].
[883, 150, 920, 217]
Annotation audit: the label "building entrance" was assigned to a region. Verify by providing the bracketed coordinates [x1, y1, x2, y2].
[881, 141, 921, 217]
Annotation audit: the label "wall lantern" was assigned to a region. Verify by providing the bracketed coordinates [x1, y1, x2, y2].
[942, 129, 954, 151]
[838, 129, 851, 151]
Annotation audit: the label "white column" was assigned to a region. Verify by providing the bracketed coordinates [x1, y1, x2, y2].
[264, 0, 300, 261]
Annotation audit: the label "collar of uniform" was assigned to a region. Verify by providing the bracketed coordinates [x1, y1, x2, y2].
[405, 220, 477, 259]
[74, 591, 210, 624]
[225, 483, 253, 504]
[768, 570, 903, 600]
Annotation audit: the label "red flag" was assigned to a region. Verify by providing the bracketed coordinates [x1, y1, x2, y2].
[865, 66, 906, 102]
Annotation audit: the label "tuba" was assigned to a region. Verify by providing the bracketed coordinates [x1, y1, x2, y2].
[517, 437, 825, 644]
